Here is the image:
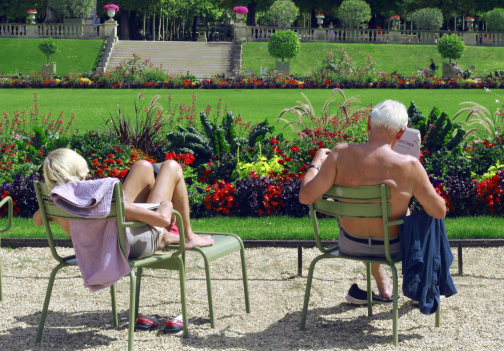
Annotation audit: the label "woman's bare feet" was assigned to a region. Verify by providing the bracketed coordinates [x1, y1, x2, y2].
[157, 230, 181, 250]
[185, 232, 214, 250]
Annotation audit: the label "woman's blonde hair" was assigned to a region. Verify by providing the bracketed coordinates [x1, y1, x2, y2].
[43, 148, 89, 191]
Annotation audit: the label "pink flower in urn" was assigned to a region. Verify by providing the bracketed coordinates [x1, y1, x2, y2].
[233, 6, 248, 14]
[103, 4, 120, 11]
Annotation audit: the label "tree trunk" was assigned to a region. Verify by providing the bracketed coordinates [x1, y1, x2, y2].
[192, 15, 197, 41]
[128, 10, 137, 40]
[152, 13, 155, 41]
[246, 1, 256, 26]
[143, 13, 146, 33]
[453, 16, 456, 31]
[120, 10, 129, 40]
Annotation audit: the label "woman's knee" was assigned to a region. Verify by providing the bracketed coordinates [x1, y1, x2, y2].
[131, 160, 153, 173]
[160, 160, 183, 175]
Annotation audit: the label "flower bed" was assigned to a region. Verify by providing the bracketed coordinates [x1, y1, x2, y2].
[1, 93, 504, 220]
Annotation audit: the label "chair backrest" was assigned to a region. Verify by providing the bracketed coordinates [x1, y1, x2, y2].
[309, 184, 403, 263]
[34, 181, 128, 263]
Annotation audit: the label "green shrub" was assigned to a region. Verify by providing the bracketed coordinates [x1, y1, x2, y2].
[266, 0, 300, 28]
[50, 0, 95, 18]
[437, 34, 465, 64]
[267, 30, 300, 62]
[337, 0, 371, 29]
[413, 8, 443, 30]
[38, 37, 58, 64]
[485, 8, 504, 31]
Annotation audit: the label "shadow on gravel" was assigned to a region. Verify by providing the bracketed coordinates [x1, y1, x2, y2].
[1, 310, 129, 350]
[182, 303, 424, 350]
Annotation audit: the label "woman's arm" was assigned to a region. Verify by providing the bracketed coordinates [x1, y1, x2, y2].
[125, 201, 174, 229]
[33, 209, 55, 227]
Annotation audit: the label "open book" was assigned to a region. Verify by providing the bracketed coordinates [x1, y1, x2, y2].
[132, 203, 160, 211]
[393, 128, 421, 159]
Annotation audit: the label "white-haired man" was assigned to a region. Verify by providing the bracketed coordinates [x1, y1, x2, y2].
[299, 100, 446, 304]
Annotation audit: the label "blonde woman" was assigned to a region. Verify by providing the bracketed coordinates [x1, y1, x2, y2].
[33, 149, 213, 258]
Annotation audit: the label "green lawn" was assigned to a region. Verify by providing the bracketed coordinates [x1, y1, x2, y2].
[0, 89, 499, 138]
[243, 42, 504, 77]
[0, 38, 104, 76]
[1, 216, 503, 241]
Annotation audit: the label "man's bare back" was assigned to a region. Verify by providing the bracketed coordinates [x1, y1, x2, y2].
[332, 142, 417, 238]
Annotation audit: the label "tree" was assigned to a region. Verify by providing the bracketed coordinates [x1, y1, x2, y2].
[267, 29, 300, 61]
[485, 8, 504, 31]
[38, 37, 58, 64]
[49, 0, 94, 18]
[437, 34, 465, 64]
[0, 0, 48, 22]
[337, 0, 371, 29]
[217, 0, 275, 25]
[266, 0, 300, 27]
[413, 7, 443, 30]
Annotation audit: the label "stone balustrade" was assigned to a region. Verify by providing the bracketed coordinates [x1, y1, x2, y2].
[0, 23, 117, 39]
[246, 26, 504, 46]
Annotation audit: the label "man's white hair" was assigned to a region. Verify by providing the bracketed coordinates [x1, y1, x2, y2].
[370, 100, 408, 133]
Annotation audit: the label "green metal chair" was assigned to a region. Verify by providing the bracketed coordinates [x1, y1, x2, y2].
[300, 184, 440, 346]
[0, 196, 13, 301]
[34, 181, 188, 351]
[156, 163, 251, 328]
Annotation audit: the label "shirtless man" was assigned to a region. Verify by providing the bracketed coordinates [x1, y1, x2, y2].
[33, 149, 213, 257]
[299, 100, 446, 303]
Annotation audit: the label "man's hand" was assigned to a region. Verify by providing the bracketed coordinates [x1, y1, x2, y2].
[313, 148, 331, 166]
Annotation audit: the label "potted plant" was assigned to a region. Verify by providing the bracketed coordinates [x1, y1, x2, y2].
[27, 9, 37, 24]
[337, 0, 371, 42]
[390, 15, 400, 29]
[315, 13, 325, 28]
[103, 4, 120, 22]
[466, 16, 475, 31]
[268, 30, 300, 73]
[233, 6, 248, 23]
[38, 37, 58, 74]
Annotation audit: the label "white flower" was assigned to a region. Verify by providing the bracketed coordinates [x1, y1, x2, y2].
[486, 88, 491, 92]
[479, 121, 483, 124]
[496, 100, 500, 103]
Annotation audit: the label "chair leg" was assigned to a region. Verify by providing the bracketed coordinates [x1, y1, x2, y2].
[435, 300, 440, 327]
[300, 256, 324, 330]
[135, 267, 143, 324]
[128, 269, 137, 351]
[239, 246, 251, 314]
[0, 255, 2, 302]
[36, 263, 65, 343]
[178, 257, 189, 338]
[202, 255, 215, 328]
[110, 284, 118, 327]
[366, 262, 372, 317]
[391, 264, 399, 347]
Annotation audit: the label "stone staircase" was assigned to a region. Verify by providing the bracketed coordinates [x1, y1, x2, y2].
[105, 41, 235, 78]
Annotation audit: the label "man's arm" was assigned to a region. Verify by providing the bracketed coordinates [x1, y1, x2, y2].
[299, 147, 338, 205]
[410, 159, 447, 219]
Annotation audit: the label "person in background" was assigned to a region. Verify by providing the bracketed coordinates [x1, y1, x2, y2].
[376, 24, 381, 41]
[93, 14, 100, 24]
[329, 21, 335, 41]
[451, 62, 461, 72]
[425, 58, 435, 76]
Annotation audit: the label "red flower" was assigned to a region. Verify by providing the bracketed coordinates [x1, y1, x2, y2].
[284, 157, 292, 162]
[269, 137, 279, 145]
[107, 154, 114, 159]
[278, 160, 285, 165]
[291, 146, 300, 153]
[203, 169, 211, 176]
[198, 177, 206, 183]
[298, 165, 308, 172]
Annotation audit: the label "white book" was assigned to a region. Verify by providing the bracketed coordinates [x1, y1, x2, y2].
[393, 128, 421, 159]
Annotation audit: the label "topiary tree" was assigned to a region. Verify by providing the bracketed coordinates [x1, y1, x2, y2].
[437, 34, 465, 64]
[38, 37, 58, 64]
[413, 8, 443, 30]
[268, 30, 300, 62]
[49, 0, 94, 18]
[337, 0, 371, 29]
[266, 0, 300, 28]
[485, 8, 504, 31]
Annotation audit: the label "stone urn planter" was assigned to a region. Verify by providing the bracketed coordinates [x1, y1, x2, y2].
[235, 13, 244, 23]
[466, 18, 474, 31]
[106, 8, 116, 21]
[28, 12, 37, 24]
[41, 62, 56, 74]
[315, 15, 325, 29]
[103, 4, 120, 22]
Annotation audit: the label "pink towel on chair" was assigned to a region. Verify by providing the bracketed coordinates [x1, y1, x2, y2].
[50, 178, 131, 292]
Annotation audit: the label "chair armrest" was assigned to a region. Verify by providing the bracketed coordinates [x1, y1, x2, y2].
[0, 196, 13, 234]
[122, 221, 148, 228]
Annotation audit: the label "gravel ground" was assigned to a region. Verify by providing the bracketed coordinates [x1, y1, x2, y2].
[0, 246, 503, 350]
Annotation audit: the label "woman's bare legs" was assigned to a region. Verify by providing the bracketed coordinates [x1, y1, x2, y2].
[145, 160, 214, 249]
[123, 160, 213, 249]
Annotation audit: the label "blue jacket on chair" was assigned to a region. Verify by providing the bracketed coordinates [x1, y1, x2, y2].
[400, 210, 457, 315]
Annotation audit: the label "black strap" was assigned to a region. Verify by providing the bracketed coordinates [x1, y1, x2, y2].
[343, 231, 399, 246]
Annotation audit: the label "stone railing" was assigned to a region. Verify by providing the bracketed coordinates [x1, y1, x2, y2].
[246, 26, 504, 46]
[0, 23, 116, 39]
